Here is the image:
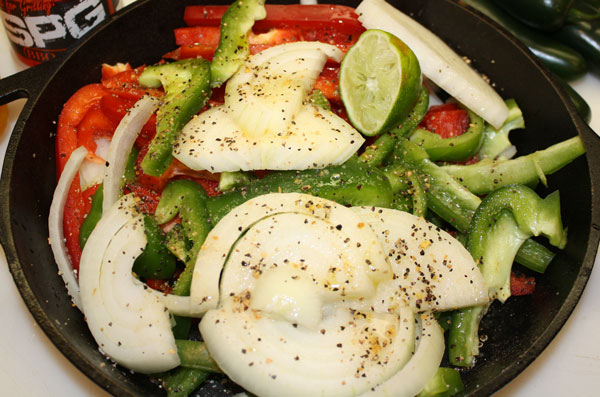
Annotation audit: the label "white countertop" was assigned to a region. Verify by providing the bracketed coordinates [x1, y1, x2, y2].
[1, 8, 600, 397]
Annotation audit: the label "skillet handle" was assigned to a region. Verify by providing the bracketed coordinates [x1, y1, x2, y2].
[0, 59, 59, 106]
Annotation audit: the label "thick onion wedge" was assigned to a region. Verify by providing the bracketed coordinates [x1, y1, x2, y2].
[102, 95, 159, 213]
[48, 146, 88, 308]
[356, 0, 509, 128]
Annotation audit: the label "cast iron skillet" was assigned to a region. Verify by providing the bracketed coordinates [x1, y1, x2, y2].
[0, 0, 599, 395]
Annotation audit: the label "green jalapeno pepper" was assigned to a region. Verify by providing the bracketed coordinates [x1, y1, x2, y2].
[408, 106, 485, 162]
[492, 0, 575, 32]
[463, 0, 588, 80]
[139, 58, 211, 176]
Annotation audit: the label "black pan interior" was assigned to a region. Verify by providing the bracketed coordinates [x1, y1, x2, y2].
[1, 0, 598, 396]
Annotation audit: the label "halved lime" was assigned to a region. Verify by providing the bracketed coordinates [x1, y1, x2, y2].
[339, 29, 422, 136]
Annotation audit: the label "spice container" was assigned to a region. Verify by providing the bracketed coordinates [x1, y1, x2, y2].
[0, 0, 119, 66]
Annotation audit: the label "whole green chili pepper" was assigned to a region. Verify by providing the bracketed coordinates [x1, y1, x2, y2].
[449, 185, 566, 366]
[492, 0, 575, 32]
[132, 215, 177, 279]
[154, 180, 212, 295]
[139, 58, 211, 176]
[206, 157, 394, 224]
[442, 136, 586, 195]
[464, 0, 588, 80]
[210, 0, 266, 87]
[408, 106, 485, 162]
[79, 184, 103, 249]
[554, 17, 600, 74]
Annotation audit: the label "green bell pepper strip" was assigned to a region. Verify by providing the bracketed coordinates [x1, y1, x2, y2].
[359, 85, 429, 166]
[161, 367, 209, 397]
[491, 0, 575, 32]
[392, 139, 556, 273]
[417, 367, 464, 397]
[132, 215, 178, 279]
[78, 184, 104, 249]
[308, 89, 332, 111]
[478, 99, 525, 159]
[218, 171, 257, 192]
[154, 180, 212, 295]
[408, 106, 485, 162]
[463, 0, 588, 80]
[383, 163, 427, 217]
[210, 0, 267, 87]
[139, 58, 211, 176]
[442, 136, 586, 195]
[449, 185, 566, 366]
[206, 157, 394, 224]
[175, 340, 222, 373]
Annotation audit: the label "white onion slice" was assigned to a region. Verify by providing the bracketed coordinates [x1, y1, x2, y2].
[356, 0, 509, 128]
[364, 312, 445, 396]
[102, 95, 159, 213]
[48, 145, 88, 308]
[79, 194, 179, 373]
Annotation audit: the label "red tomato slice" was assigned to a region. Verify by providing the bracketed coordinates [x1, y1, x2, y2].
[420, 103, 470, 139]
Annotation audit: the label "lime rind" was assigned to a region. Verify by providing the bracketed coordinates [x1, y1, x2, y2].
[340, 29, 422, 136]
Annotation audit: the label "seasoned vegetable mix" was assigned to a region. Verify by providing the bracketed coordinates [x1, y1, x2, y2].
[47, 0, 586, 396]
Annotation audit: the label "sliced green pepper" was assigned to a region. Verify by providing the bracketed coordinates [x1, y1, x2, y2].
[175, 340, 221, 373]
[79, 184, 104, 249]
[154, 180, 212, 296]
[393, 139, 556, 273]
[408, 106, 485, 162]
[418, 367, 464, 397]
[139, 58, 211, 176]
[449, 185, 566, 366]
[478, 99, 525, 159]
[359, 85, 429, 166]
[210, 0, 267, 87]
[162, 367, 208, 397]
[132, 215, 177, 279]
[206, 157, 394, 224]
[442, 136, 586, 195]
